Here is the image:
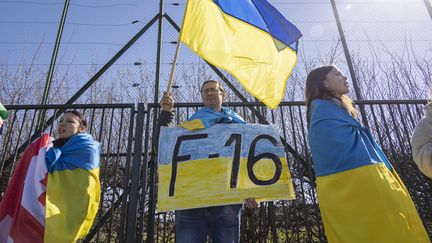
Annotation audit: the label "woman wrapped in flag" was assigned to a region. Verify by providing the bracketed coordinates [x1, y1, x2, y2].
[305, 65, 429, 242]
[0, 110, 100, 243]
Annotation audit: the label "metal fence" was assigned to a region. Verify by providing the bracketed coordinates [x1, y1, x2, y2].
[1, 101, 431, 242]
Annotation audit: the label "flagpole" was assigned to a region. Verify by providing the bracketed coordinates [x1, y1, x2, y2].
[167, 38, 181, 92]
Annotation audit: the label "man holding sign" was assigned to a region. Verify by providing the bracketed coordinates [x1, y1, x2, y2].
[158, 80, 257, 243]
[157, 80, 294, 243]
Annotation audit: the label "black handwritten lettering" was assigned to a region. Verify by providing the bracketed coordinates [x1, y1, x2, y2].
[169, 133, 208, 196]
[224, 134, 242, 188]
[247, 135, 282, 186]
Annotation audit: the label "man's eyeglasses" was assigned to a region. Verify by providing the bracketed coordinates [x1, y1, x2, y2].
[201, 89, 221, 95]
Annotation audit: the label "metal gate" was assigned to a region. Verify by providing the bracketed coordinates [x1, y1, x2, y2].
[1, 101, 431, 242]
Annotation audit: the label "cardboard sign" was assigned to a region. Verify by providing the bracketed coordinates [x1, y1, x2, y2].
[157, 123, 295, 212]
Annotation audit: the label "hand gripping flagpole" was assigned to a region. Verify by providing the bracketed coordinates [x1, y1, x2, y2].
[167, 38, 182, 92]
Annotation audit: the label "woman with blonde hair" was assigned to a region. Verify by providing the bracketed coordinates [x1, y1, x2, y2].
[306, 65, 429, 242]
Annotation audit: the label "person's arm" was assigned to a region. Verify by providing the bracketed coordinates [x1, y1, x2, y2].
[411, 116, 432, 178]
[153, 92, 175, 149]
[160, 91, 174, 125]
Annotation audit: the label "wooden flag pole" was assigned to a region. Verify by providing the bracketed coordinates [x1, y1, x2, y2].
[167, 39, 182, 92]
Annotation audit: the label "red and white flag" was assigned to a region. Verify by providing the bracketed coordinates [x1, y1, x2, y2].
[0, 134, 51, 243]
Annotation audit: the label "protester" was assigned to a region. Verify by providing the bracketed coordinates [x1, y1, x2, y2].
[0, 110, 100, 242]
[157, 80, 257, 243]
[305, 65, 429, 242]
[411, 101, 432, 178]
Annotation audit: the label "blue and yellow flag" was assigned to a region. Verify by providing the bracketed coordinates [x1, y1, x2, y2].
[180, 106, 245, 130]
[45, 133, 101, 243]
[179, 0, 302, 109]
[308, 99, 429, 243]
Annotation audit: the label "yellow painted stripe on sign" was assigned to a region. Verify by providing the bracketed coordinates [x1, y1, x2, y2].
[158, 157, 294, 212]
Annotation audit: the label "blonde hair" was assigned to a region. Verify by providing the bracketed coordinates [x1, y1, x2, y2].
[305, 65, 358, 126]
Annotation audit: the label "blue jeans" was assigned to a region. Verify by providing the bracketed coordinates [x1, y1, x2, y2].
[175, 204, 242, 243]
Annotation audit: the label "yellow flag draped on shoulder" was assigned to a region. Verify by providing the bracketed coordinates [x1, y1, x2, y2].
[179, 0, 302, 109]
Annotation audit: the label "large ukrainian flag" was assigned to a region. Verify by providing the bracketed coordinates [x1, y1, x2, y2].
[309, 100, 430, 243]
[45, 133, 101, 243]
[179, 0, 302, 109]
